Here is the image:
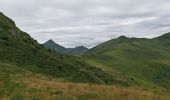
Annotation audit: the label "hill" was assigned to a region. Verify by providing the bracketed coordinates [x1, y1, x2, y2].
[43, 39, 88, 55]
[0, 12, 123, 85]
[84, 33, 170, 89]
[0, 12, 170, 100]
[1, 63, 170, 100]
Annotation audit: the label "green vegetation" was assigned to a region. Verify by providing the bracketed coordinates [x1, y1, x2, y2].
[84, 34, 170, 89]
[0, 12, 121, 85]
[1, 12, 170, 99]
[0, 63, 170, 100]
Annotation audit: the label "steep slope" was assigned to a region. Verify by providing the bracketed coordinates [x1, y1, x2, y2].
[43, 39, 88, 55]
[0, 12, 123, 85]
[85, 33, 170, 89]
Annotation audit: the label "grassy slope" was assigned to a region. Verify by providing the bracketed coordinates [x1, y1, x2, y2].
[0, 63, 170, 100]
[0, 12, 124, 85]
[84, 35, 170, 89]
[1, 12, 170, 99]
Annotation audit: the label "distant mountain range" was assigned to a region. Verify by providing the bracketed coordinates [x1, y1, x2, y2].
[43, 39, 88, 55]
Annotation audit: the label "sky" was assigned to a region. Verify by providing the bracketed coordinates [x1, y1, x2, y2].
[0, 0, 170, 48]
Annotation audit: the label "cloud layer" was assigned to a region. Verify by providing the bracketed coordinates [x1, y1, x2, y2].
[1, 0, 170, 48]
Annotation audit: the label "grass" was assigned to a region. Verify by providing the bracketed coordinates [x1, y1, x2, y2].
[84, 35, 170, 89]
[1, 12, 170, 99]
[0, 12, 124, 85]
[0, 63, 170, 100]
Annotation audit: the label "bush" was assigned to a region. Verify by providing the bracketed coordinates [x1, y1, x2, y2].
[1, 35, 9, 41]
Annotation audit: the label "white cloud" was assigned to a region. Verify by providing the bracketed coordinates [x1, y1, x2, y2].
[0, 0, 170, 48]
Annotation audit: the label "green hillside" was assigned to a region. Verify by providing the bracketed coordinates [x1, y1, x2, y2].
[1, 63, 170, 100]
[84, 34, 170, 89]
[0, 12, 124, 85]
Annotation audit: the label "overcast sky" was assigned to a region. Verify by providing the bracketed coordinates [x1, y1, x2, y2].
[0, 0, 170, 48]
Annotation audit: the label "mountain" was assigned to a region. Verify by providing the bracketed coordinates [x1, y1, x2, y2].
[43, 39, 88, 55]
[0, 12, 124, 85]
[1, 12, 170, 99]
[43, 39, 68, 53]
[68, 46, 88, 54]
[84, 33, 170, 89]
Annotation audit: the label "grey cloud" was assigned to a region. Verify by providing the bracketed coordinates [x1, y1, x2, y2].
[0, 0, 170, 48]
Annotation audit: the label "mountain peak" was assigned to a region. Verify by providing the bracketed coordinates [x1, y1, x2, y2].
[46, 39, 56, 44]
[44, 39, 65, 49]
[43, 40, 88, 54]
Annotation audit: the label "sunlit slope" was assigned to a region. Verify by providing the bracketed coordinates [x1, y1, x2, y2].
[85, 34, 170, 89]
